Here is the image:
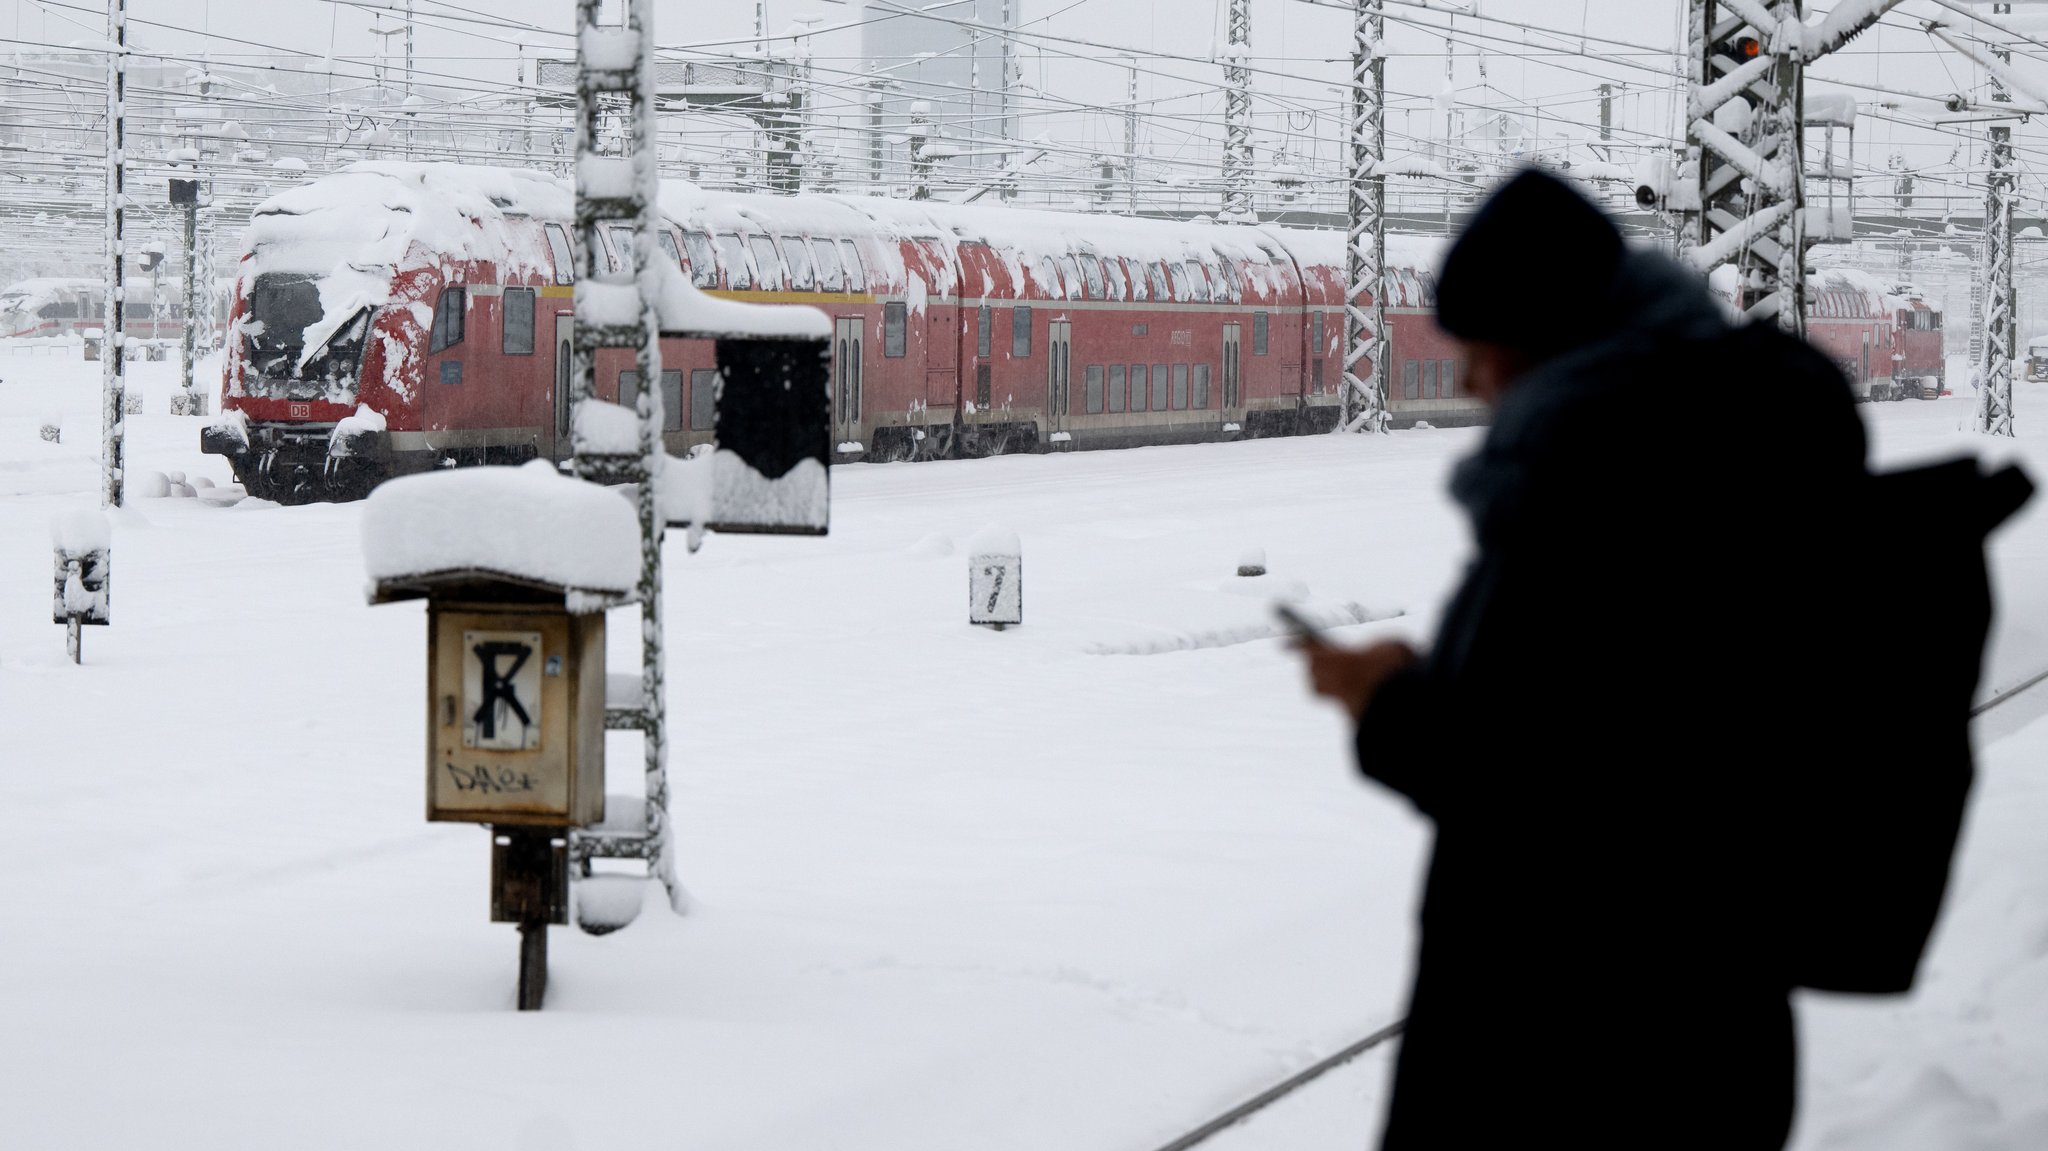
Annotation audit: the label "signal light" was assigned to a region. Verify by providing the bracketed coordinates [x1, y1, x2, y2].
[1737, 35, 1760, 59]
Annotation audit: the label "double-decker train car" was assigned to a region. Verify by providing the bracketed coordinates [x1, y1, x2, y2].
[1806, 268, 1947, 402]
[202, 161, 1472, 501]
[0, 275, 229, 341]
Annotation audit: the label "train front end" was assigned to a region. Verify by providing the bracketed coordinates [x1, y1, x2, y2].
[202, 169, 432, 504]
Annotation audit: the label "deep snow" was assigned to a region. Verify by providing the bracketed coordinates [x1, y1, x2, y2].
[2, 344, 2046, 1150]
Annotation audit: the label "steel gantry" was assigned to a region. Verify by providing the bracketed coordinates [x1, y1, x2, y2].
[1983, 2, 2018, 437]
[1678, 0, 1904, 335]
[1220, 0, 1254, 223]
[569, 0, 685, 914]
[1341, 0, 1389, 434]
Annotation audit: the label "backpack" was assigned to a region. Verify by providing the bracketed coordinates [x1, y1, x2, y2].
[1785, 457, 2033, 994]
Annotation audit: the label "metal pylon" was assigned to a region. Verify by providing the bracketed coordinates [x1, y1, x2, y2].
[1341, 0, 1388, 434]
[570, 0, 684, 913]
[1981, 1, 2016, 437]
[1220, 0, 1253, 223]
[1683, 0, 1807, 336]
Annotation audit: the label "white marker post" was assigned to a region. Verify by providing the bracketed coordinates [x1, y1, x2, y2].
[969, 527, 1022, 630]
[51, 510, 111, 664]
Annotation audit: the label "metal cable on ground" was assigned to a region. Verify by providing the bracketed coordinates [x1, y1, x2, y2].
[1143, 667, 2048, 1151]
[1144, 1019, 1405, 1151]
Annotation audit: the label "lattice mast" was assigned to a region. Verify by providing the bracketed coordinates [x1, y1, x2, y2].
[1981, 1, 2016, 437]
[1680, 0, 1904, 334]
[1220, 0, 1253, 223]
[1682, 0, 1807, 337]
[1341, 0, 1389, 434]
[101, 0, 127, 508]
[571, 0, 684, 911]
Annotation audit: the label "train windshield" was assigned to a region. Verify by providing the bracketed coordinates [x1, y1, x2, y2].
[242, 273, 372, 401]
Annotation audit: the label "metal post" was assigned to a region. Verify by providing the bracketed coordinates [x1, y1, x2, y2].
[101, 0, 125, 509]
[572, 0, 683, 914]
[1220, 0, 1253, 222]
[1982, 1, 2016, 436]
[1599, 83, 1613, 142]
[1125, 59, 1139, 215]
[1342, 0, 1388, 434]
[179, 196, 198, 409]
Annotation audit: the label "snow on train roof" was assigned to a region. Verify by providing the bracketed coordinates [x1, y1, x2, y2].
[660, 183, 1446, 299]
[244, 162, 572, 363]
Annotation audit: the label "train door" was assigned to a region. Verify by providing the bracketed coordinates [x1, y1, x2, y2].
[1222, 322, 1242, 413]
[550, 310, 574, 460]
[833, 315, 864, 447]
[1046, 320, 1072, 436]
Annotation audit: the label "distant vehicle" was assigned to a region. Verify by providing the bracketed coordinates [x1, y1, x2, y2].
[0, 275, 232, 341]
[2027, 336, 2048, 382]
[1804, 270, 1944, 402]
[203, 162, 1473, 504]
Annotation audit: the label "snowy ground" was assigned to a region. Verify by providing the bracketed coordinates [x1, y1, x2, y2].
[3, 344, 2046, 1150]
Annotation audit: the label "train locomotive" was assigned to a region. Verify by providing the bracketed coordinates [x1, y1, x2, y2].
[200, 161, 1470, 503]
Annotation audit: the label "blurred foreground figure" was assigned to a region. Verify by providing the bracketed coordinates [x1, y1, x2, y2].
[1307, 171, 2028, 1150]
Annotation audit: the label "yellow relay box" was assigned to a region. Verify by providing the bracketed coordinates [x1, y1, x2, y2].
[426, 603, 605, 826]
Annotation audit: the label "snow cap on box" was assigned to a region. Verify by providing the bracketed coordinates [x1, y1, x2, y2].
[361, 459, 639, 598]
[1435, 169, 1624, 359]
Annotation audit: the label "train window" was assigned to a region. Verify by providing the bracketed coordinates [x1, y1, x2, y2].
[604, 226, 634, 273]
[746, 235, 783, 290]
[1311, 360, 1324, 395]
[1129, 363, 1145, 408]
[428, 285, 465, 353]
[1150, 364, 1169, 411]
[1193, 364, 1211, 409]
[1108, 364, 1126, 413]
[884, 301, 907, 358]
[1422, 359, 1438, 399]
[690, 368, 718, 430]
[716, 233, 752, 289]
[1183, 261, 1210, 303]
[1013, 305, 1033, 357]
[840, 241, 867, 291]
[1166, 261, 1192, 301]
[658, 231, 682, 269]
[682, 232, 719, 288]
[1080, 257, 1105, 301]
[1126, 258, 1147, 302]
[1148, 262, 1171, 301]
[812, 240, 845, 291]
[1172, 364, 1189, 410]
[1312, 310, 1325, 352]
[1103, 257, 1127, 301]
[780, 237, 815, 290]
[1086, 365, 1105, 414]
[1219, 260, 1243, 302]
[502, 287, 535, 355]
[1252, 311, 1269, 355]
[1440, 359, 1456, 398]
[1402, 359, 1420, 400]
[618, 369, 685, 432]
[544, 224, 576, 284]
[977, 305, 992, 357]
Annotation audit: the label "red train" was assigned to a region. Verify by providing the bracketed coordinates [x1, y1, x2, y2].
[200, 163, 1942, 504]
[1804, 268, 1946, 402]
[200, 162, 1472, 502]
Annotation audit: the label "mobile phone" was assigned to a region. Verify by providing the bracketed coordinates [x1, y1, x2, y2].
[1272, 602, 1326, 647]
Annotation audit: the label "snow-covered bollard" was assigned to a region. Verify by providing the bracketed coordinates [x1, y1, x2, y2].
[123, 393, 144, 416]
[1237, 548, 1267, 578]
[38, 419, 59, 444]
[50, 509, 110, 664]
[968, 526, 1022, 629]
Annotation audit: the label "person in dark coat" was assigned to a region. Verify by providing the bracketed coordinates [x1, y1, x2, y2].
[1304, 170, 1868, 1150]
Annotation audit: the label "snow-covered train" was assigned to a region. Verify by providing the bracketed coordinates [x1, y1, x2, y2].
[1803, 269, 1946, 402]
[0, 276, 231, 341]
[200, 162, 1470, 502]
[199, 161, 1944, 504]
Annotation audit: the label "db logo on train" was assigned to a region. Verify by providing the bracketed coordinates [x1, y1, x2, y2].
[289, 403, 310, 419]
